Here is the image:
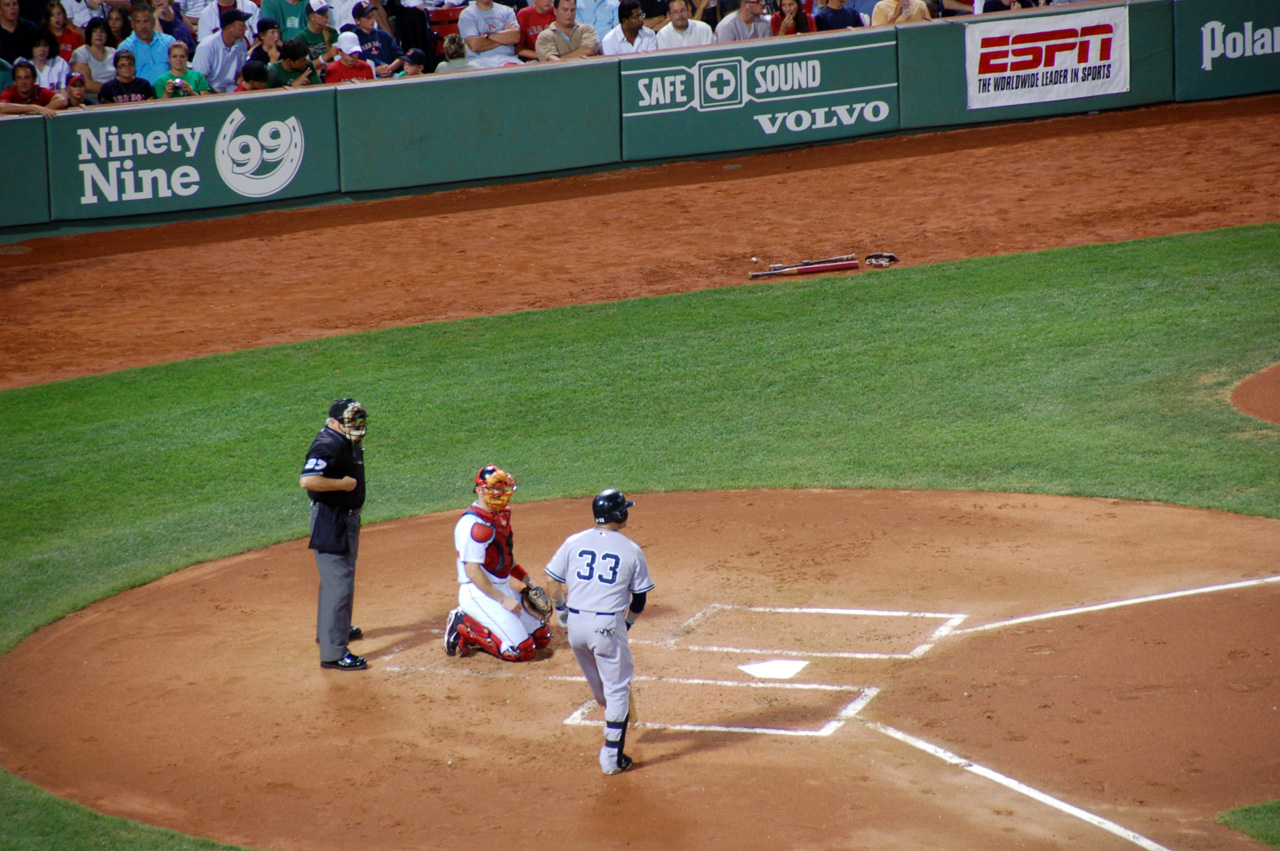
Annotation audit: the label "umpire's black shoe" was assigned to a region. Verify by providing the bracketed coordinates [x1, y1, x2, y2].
[349, 625, 364, 641]
[321, 652, 368, 671]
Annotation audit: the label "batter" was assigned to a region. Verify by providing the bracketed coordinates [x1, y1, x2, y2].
[545, 488, 654, 775]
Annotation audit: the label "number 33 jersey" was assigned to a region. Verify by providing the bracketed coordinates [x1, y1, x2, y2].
[545, 527, 654, 615]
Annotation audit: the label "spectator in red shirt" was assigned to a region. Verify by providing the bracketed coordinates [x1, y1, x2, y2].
[324, 29, 371, 82]
[0, 57, 66, 114]
[516, 0, 553, 61]
[770, 0, 813, 34]
[42, 0, 82, 61]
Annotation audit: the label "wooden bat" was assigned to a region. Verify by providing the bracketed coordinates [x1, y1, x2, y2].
[767, 253, 858, 272]
[750, 259, 861, 279]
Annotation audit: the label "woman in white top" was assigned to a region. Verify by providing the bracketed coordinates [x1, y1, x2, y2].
[70, 17, 116, 102]
[30, 31, 73, 90]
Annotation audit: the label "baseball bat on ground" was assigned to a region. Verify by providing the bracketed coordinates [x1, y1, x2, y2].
[767, 253, 858, 272]
[749, 259, 861, 279]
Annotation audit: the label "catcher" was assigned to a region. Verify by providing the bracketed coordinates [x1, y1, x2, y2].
[443, 465, 553, 661]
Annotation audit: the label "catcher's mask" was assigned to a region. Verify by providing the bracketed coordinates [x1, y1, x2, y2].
[330, 398, 368, 442]
[592, 488, 634, 525]
[475, 465, 517, 512]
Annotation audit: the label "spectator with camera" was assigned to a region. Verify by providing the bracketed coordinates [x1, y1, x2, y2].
[154, 38, 210, 95]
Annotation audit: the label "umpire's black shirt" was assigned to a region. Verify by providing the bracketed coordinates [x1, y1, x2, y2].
[301, 426, 366, 511]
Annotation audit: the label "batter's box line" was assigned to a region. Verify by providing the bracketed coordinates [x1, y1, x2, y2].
[636, 605, 967, 660]
[550, 674, 879, 737]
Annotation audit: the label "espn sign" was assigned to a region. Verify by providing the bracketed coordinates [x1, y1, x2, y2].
[965, 7, 1130, 110]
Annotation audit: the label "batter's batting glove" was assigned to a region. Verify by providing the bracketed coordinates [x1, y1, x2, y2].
[554, 597, 569, 627]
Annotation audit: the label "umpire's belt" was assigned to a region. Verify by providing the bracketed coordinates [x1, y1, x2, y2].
[567, 608, 617, 616]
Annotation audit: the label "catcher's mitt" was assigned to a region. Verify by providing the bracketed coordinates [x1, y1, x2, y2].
[522, 585, 554, 621]
[865, 252, 899, 268]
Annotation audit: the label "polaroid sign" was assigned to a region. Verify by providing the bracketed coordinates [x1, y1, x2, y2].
[1200, 19, 1280, 71]
[965, 7, 1130, 110]
[621, 34, 899, 160]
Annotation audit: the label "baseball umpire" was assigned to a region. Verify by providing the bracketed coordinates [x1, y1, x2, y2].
[299, 398, 369, 671]
[544, 488, 654, 775]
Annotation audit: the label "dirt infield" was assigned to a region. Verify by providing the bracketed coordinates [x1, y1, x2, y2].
[1, 93, 1278, 390]
[2, 94, 1279, 851]
[1, 492, 1278, 851]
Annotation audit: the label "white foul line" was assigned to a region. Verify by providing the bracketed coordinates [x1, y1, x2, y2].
[955, 574, 1280, 635]
[659, 605, 968, 659]
[865, 722, 1174, 851]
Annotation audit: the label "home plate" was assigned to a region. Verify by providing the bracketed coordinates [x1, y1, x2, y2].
[739, 660, 809, 679]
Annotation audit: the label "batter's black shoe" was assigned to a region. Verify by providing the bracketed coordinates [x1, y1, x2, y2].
[349, 625, 364, 641]
[444, 608, 464, 657]
[321, 652, 368, 671]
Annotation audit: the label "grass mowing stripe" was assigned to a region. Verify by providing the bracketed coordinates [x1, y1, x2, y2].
[2, 222, 1278, 850]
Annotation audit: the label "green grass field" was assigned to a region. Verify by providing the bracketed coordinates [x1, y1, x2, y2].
[3, 223, 1279, 851]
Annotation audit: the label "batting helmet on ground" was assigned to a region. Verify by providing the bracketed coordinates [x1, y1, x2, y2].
[592, 489, 634, 525]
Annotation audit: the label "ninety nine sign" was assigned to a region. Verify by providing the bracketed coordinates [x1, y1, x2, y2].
[47, 91, 338, 220]
[964, 7, 1130, 110]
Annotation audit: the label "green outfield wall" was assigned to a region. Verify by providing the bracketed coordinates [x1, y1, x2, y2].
[2, 117, 49, 227]
[3, 0, 1276, 235]
[1172, 0, 1280, 101]
[335, 60, 621, 193]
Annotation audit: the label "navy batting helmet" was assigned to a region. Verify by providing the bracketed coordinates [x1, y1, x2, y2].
[592, 489, 634, 525]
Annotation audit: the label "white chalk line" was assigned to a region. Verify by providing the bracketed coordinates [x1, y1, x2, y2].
[865, 722, 1174, 851]
[554, 674, 879, 737]
[955, 574, 1280, 635]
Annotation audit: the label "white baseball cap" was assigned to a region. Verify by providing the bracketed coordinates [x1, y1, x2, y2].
[335, 31, 362, 54]
[306, 0, 330, 14]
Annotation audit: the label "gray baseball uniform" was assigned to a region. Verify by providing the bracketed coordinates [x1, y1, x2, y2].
[545, 526, 654, 774]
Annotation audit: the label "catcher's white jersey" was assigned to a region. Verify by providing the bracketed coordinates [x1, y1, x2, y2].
[545, 527, 654, 614]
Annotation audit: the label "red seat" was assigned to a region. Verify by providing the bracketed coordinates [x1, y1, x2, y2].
[429, 5, 464, 56]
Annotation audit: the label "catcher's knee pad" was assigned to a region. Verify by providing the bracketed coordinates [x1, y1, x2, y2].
[532, 624, 551, 649]
[500, 636, 537, 662]
[457, 620, 500, 658]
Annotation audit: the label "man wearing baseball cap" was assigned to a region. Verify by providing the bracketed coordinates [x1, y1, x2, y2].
[191, 7, 250, 91]
[325, 28, 372, 81]
[197, 0, 260, 45]
[349, 0, 402, 77]
[298, 0, 339, 69]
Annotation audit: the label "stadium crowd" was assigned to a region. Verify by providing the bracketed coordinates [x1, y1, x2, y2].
[0, 0, 1093, 114]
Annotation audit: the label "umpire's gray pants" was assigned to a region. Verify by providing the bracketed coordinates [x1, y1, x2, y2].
[311, 504, 360, 662]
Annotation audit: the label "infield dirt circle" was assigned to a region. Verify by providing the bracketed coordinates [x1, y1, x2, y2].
[1, 95, 1278, 851]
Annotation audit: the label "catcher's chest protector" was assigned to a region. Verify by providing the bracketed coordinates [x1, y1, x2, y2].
[465, 507, 515, 579]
